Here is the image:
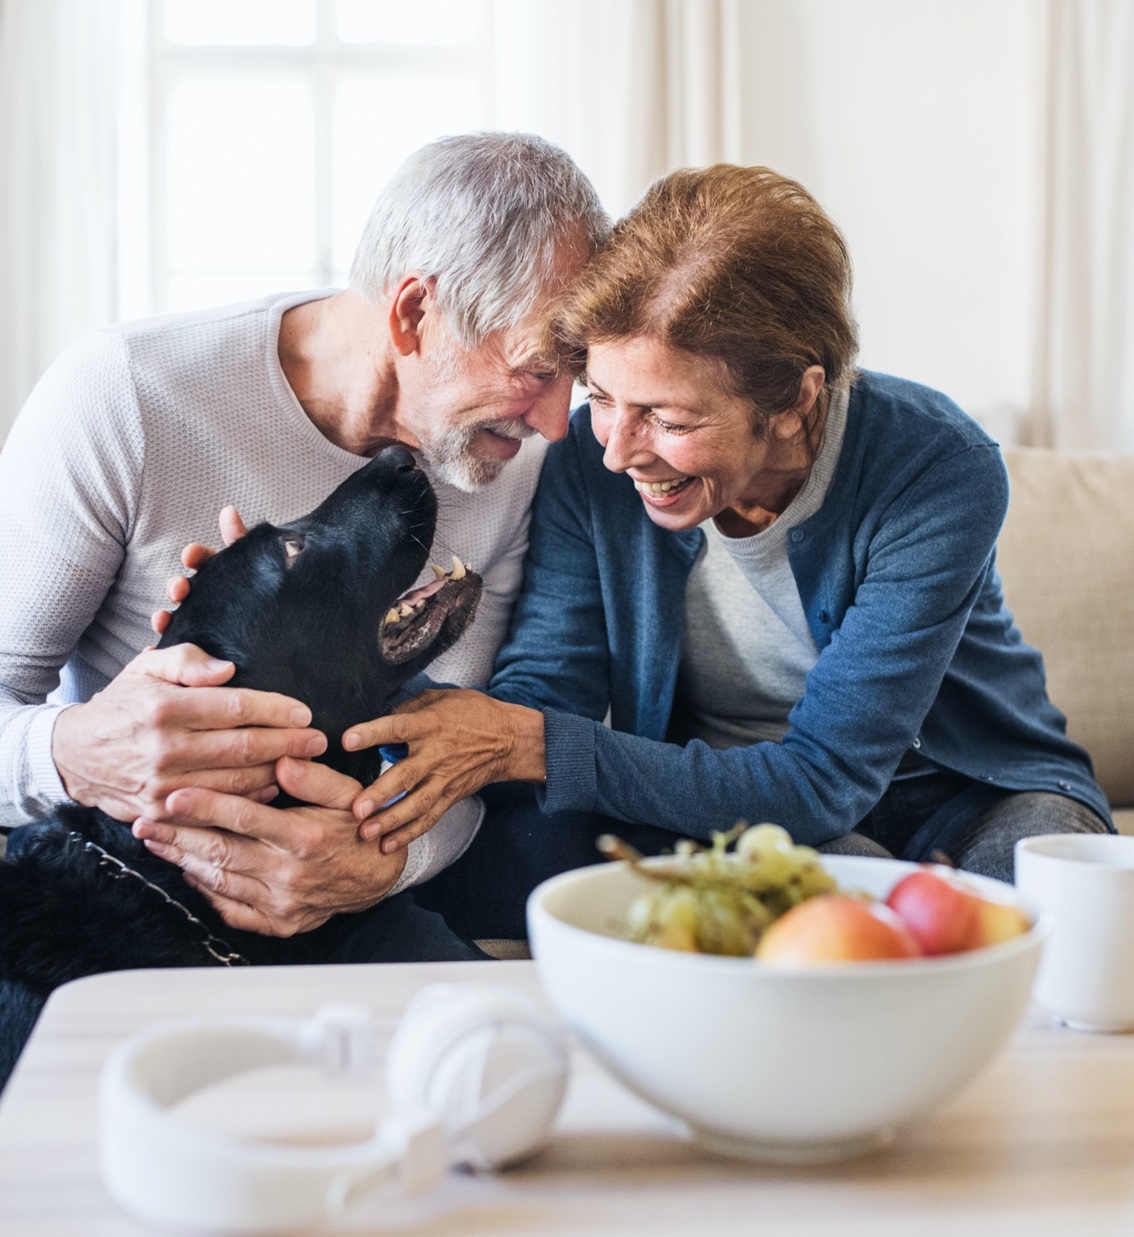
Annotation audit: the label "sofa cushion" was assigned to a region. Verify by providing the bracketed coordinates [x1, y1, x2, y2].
[997, 448, 1134, 810]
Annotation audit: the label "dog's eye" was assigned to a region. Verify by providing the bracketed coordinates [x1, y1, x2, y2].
[281, 536, 304, 567]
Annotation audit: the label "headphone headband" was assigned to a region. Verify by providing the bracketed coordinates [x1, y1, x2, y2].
[99, 988, 568, 1233]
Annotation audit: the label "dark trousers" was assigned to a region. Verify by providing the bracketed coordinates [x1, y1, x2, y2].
[830, 771, 1110, 883]
[287, 891, 489, 963]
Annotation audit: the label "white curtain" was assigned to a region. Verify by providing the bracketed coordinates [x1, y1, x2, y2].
[1031, 0, 1134, 449]
[492, 0, 747, 216]
[0, 0, 123, 444]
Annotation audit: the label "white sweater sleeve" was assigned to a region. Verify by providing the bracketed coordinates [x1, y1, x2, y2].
[387, 795, 485, 896]
[0, 333, 143, 824]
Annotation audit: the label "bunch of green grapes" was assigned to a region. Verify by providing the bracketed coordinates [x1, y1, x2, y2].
[613, 823, 835, 956]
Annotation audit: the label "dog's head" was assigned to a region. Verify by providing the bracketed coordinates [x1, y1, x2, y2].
[158, 445, 481, 741]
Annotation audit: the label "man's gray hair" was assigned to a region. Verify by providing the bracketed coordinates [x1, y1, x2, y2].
[349, 132, 609, 348]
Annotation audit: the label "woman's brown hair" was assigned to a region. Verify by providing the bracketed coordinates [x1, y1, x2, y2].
[546, 165, 859, 426]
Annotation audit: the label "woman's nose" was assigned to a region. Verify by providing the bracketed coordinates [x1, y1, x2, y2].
[600, 407, 645, 473]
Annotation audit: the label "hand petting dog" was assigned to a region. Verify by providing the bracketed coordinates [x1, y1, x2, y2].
[53, 642, 323, 826]
[344, 689, 547, 852]
[133, 758, 406, 936]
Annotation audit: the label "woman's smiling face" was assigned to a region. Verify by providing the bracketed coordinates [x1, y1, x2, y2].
[585, 337, 818, 534]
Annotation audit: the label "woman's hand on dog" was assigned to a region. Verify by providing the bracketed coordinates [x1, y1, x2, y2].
[343, 689, 547, 852]
[52, 643, 328, 825]
[132, 758, 407, 936]
[151, 505, 247, 636]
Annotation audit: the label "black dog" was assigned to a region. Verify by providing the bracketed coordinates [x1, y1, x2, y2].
[0, 444, 481, 1083]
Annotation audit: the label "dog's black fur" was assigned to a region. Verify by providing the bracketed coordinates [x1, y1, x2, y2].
[0, 445, 481, 1084]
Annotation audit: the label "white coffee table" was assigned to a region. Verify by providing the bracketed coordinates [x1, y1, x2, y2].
[3, 960, 1134, 1235]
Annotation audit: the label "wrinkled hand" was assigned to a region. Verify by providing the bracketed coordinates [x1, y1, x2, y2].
[342, 689, 546, 852]
[151, 505, 248, 636]
[52, 643, 326, 824]
[133, 757, 407, 936]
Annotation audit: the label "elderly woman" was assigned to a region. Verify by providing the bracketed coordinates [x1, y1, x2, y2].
[350, 165, 1110, 938]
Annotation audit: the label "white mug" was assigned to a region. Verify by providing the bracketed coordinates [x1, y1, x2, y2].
[1015, 833, 1134, 1033]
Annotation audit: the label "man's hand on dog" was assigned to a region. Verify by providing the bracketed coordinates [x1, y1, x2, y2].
[51, 644, 327, 825]
[151, 505, 246, 636]
[343, 688, 547, 852]
[132, 758, 407, 936]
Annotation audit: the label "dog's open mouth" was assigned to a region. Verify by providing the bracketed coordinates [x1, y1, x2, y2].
[379, 555, 482, 664]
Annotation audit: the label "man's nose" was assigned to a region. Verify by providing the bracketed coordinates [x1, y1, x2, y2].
[521, 376, 573, 443]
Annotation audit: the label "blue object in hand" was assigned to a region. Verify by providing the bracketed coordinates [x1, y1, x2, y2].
[376, 744, 409, 806]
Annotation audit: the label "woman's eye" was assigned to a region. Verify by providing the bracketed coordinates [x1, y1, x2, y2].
[651, 414, 691, 434]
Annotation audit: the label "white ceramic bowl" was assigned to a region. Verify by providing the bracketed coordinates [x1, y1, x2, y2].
[528, 855, 1047, 1162]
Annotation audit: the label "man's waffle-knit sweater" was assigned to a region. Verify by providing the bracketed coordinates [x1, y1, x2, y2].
[0, 289, 547, 889]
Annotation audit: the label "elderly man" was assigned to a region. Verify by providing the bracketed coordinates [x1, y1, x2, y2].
[0, 132, 607, 958]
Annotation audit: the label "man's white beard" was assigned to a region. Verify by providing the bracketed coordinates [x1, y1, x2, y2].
[423, 419, 534, 492]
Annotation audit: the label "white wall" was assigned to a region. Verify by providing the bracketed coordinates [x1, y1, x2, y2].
[739, 1, 1043, 434]
[494, 0, 1045, 438]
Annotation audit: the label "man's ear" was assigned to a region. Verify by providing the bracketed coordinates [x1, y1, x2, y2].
[389, 275, 429, 357]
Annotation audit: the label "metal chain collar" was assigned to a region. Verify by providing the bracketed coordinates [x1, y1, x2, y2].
[68, 831, 251, 967]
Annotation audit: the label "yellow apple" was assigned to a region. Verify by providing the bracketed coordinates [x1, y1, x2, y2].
[973, 896, 1031, 947]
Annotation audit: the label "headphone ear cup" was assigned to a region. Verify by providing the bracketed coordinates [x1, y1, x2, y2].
[385, 985, 568, 1170]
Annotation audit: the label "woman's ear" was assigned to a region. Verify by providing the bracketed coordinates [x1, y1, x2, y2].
[769, 366, 827, 441]
[793, 365, 826, 419]
[389, 275, 429, 357]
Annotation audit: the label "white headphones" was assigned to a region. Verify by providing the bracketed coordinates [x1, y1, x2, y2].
[98, 984, 569, 1233]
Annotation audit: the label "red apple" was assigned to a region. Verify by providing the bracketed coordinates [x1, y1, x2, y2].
[756, 895, 923, 965]
[885, 868, 983, 955]
[886, 867, 1030, 954]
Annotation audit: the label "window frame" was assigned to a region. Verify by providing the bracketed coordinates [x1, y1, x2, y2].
[143, 0, 494, 314]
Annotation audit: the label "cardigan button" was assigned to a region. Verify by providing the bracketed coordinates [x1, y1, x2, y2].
[912, 737, 922, 749]
[790, 529, 805, 543]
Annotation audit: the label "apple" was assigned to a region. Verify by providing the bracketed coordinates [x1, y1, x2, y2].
[756, 895, 922, 965]
[885, 868, 983, 955]
[973, 896, 1031, 946]
[885, 867, 1030, 954]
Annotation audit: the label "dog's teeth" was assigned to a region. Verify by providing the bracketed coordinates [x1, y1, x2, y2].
[412, 597, 427, 610]
[450, 554, 466, 580]
[431, 563, 447, 580]
[385, 608, 400, 625]
[398, 603, 415, 618]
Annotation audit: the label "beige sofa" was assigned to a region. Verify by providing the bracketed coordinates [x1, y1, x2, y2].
[997, 448, 1134, 834]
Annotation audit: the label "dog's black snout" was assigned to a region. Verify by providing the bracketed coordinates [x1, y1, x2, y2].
[379, 444, 418, 474]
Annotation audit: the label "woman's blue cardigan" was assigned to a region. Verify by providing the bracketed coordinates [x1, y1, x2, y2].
[488, 371, 1112, 845]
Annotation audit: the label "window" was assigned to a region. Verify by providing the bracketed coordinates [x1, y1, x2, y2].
[143, 0, 491, 313]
